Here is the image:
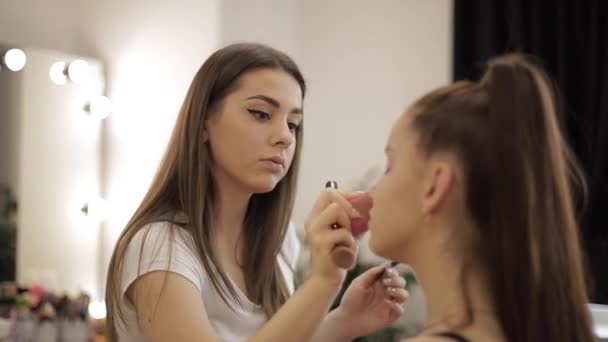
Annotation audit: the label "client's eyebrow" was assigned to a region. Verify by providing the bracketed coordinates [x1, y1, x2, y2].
[247, 94, 303, 115]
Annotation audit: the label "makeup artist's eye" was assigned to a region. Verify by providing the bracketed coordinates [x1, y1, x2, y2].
[248, 109, 270, 120]
[288, 122, 300, 133]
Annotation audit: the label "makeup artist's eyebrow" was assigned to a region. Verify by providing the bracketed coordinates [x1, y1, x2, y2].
[385, 146, 393, 153]
[246, 94, 303, 115]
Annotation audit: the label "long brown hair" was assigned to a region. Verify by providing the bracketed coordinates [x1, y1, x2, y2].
[410, 53, 596, 341]
[105, 43, 306, 341]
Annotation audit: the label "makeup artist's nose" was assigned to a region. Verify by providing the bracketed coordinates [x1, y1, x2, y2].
[271, 120, 295, 147]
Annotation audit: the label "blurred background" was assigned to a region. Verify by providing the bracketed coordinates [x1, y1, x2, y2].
[0, 0, 606, 341]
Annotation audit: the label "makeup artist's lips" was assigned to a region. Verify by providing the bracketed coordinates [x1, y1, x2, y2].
[260, 157, 285, 173]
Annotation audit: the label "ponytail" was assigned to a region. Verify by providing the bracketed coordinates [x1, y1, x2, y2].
[479, 54, 596, 342]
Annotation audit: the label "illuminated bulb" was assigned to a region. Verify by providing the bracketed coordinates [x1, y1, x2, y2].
[2, 48, 27, 71]
[84, 96, 113, 120]
[49, 62, 68, 85]
[67, 59, 90, 84]
[88, 301, 106, 320]
[81, 197, 108, 222]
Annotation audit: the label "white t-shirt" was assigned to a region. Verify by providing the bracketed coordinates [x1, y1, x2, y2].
[116, 220, 300, 342]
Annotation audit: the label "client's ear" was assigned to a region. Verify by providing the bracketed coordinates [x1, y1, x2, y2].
[421, 160, 454, 215]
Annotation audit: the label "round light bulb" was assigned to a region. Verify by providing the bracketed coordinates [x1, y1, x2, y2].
[49, 62, 68, 85]
[86, 96, 113, 120]
[3, 48, 27, 72]
[83, 197, 108, 222]
[88, 301, 106, 320]
[67, 59, 90, 84]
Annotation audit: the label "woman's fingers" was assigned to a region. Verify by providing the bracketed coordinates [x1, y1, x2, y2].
[306, 190, 359, 230]
[386, 288, 409, 304]
[382, 273, 406, 288]
[309, 201, 351, 232]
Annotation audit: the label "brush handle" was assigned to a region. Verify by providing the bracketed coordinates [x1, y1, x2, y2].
[332, 246, 356, 269]
[325, 180, 356, 269]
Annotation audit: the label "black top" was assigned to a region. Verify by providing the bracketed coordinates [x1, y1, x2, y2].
[435, 332, 470, 342]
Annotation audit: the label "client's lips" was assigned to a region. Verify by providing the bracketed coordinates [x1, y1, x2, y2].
[349, 193, 373, 238]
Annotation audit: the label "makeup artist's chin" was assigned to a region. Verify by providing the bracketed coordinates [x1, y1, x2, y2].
[247, 168, 286, 193]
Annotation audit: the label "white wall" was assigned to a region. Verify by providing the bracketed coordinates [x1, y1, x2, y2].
[220, 0, 302, 54]
[294, 0, 452, 227]
[0, 0, 89, 56]
[219, 0, 453, 228]
[77, 0, 221, 297]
